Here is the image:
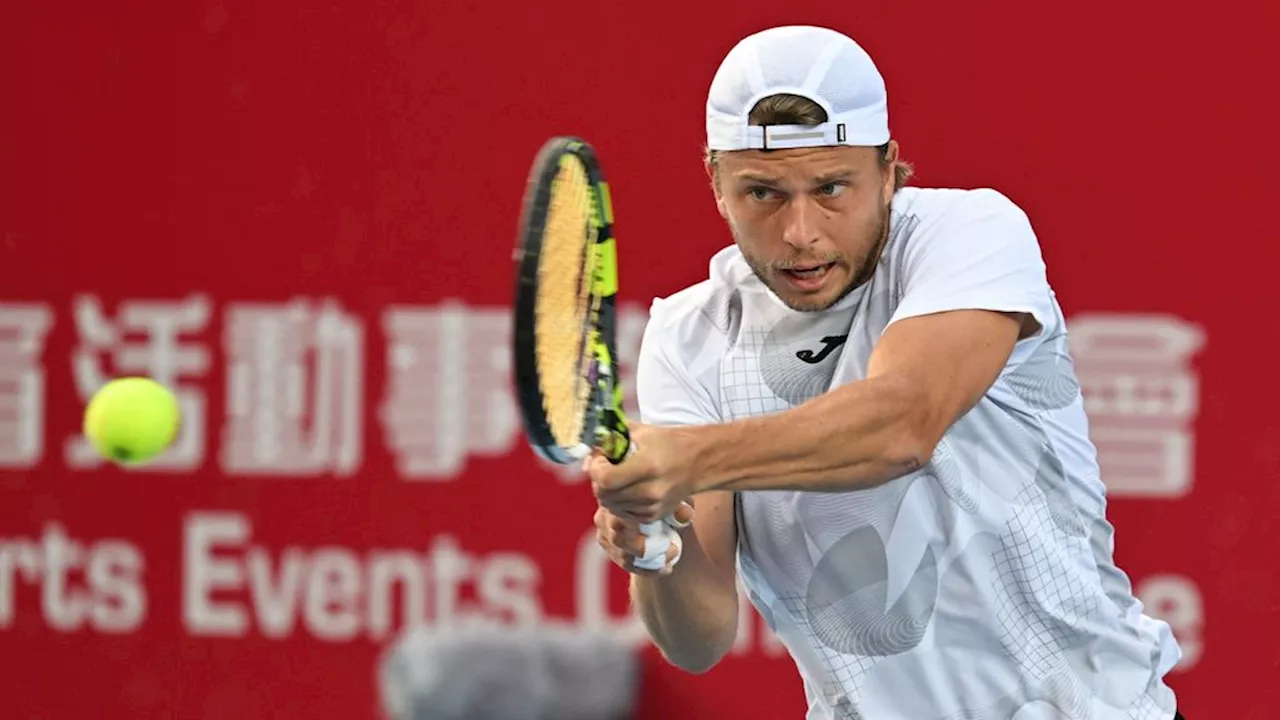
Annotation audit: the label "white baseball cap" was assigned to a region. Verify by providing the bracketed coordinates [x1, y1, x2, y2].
[705, 25, 890, 151]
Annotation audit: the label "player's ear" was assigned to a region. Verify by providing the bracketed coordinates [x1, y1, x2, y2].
[880, 140, 900, 205]
[710, 175, 729, 219]
[704, 150, 729, 219]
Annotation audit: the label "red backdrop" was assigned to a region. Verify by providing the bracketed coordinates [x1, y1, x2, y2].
[2, 1, 1277, 718]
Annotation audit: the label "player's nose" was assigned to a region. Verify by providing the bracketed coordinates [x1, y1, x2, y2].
[780, 197, 821, 248]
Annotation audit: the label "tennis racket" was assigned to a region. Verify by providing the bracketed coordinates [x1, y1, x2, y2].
[511, 136, 685, 571]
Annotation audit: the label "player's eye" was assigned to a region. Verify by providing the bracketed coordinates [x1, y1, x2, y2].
[747, 186, 777, 201]
[816, 182, 846, 197]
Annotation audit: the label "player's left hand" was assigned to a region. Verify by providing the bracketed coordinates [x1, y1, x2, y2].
[586, 422, 700, 524]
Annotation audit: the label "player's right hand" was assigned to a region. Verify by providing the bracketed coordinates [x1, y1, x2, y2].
[594, 501, 694, 576]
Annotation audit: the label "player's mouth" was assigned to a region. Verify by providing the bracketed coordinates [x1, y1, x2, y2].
[779, 262, 836, 291]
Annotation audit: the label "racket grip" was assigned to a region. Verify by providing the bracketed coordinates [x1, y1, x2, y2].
[633, 515, 684, 571]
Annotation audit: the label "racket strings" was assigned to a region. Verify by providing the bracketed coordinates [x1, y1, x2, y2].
[534, 156, 599, 448]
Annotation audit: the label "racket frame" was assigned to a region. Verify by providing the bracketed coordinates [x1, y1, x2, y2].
[512, 136, 632, 466]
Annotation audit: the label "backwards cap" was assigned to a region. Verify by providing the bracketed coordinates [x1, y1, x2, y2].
[705, 25, 890, 151]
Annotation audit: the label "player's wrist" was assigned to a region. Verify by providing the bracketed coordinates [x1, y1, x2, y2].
[680, 423, 735, 495]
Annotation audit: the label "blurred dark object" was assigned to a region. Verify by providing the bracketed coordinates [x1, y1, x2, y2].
[378, 623, 641, 720]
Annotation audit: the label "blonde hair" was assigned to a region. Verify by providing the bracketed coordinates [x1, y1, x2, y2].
[705, 93, 914, 190]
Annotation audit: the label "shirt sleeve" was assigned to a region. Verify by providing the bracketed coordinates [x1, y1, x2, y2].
[887, 189, 1059, 366]
[635, 299, 722, 427]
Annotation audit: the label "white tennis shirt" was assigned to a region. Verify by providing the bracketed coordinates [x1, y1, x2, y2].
[635, 187, 1182, 720]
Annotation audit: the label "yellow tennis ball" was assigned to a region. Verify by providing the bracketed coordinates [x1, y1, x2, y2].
[83, 377, 181, 465]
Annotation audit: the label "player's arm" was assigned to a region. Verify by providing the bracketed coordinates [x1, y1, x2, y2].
[690, 309, 1029, 493]
[690, 190, 1052, 495]
[626, 306, 740, 673]
[629, 489, 739, 673]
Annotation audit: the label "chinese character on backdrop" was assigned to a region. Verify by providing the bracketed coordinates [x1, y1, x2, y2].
[1068, 313, 1206, 498]
[0, 303, 55, 468]
[379, 301, 517, 480]
[221, 298, 364, 476]
[65, 294, 212, 471]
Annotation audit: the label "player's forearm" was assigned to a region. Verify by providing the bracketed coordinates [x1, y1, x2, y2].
[629, 532, 739, 673]
[691, 373, 931, 494]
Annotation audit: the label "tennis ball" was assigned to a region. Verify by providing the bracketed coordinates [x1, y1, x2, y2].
[83, 377, 181, 465]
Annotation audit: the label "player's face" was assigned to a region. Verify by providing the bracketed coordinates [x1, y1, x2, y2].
[714, 144, 896, 312]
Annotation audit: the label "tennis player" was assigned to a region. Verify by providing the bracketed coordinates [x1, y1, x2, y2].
[587, 25, 1185, 720]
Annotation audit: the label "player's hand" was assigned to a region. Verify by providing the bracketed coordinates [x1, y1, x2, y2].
[586, 422, 701, 524]
[594, 501, 695, 576]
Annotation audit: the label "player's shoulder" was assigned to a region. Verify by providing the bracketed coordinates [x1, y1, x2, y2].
[895, 186, 1033, 229]
[645, 245, 755, 348]
[888, 186, 1042, 265]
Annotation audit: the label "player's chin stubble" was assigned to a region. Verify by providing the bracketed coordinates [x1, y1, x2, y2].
[738, 203, 891, 313]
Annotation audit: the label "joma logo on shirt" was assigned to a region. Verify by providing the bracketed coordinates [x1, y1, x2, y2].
[795, 334, 848, 364]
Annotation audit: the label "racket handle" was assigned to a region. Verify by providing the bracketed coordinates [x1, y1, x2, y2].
[633, 514, 685, 571]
